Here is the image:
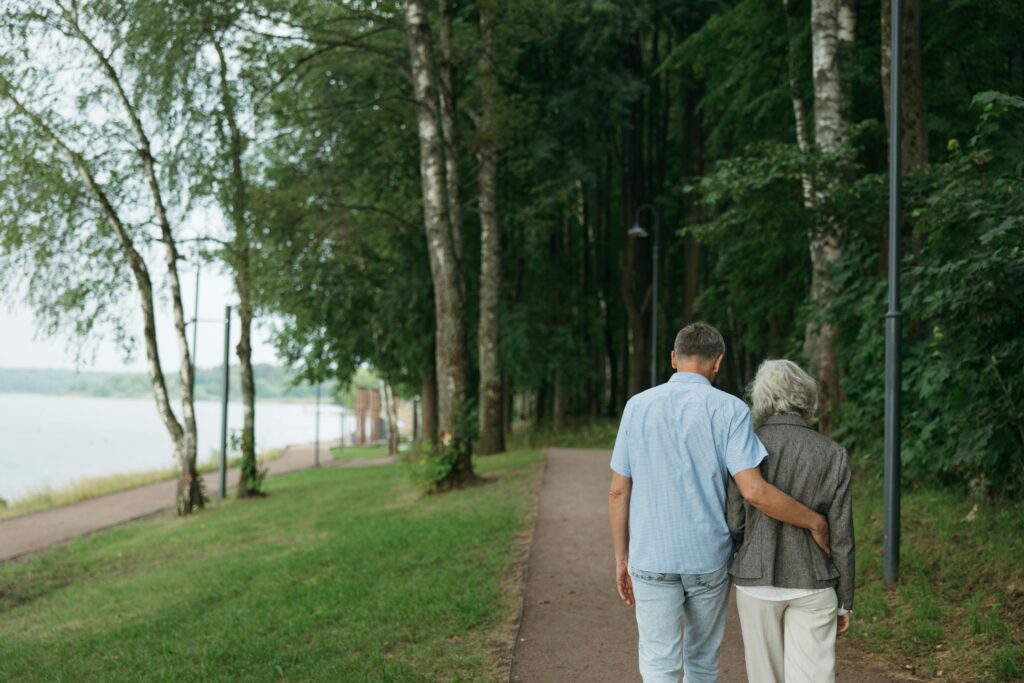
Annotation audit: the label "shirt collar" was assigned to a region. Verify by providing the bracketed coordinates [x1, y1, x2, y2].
[668, 372, 711, 386]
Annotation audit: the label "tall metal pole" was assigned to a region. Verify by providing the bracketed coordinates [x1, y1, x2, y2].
[628, 204, 661, 387]
[314, 383, 322, 468]
[884, 0, 904, 587]
[339, 400, 345, 452]
[219, 305, 231, 500]
[191, 265, 200, 373]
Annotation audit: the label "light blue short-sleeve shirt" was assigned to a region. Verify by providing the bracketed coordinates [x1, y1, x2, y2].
[610, 372, 767, 574]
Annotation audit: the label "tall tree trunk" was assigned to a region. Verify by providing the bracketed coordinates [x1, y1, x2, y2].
[235, 296, 258, 493]
[437, 0, 464, 276]
[214, 40, 261, 498]
[621, 35, 651, 399]
[783, 0, 816, 207]
[681, 83, 704, 323]
[476, 1, 504, 455]
[881, 0, 928, 171]
[805, 0, 853, 436]
[404, 0, 474, 485]
[382, 381, 400, 455]
[553, 370, 567, 432]
[420, 369, 438, 447]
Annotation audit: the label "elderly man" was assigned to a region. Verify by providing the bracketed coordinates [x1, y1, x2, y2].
[609, 322, 830, 683]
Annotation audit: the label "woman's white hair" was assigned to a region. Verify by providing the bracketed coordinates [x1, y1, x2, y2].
[748, 359, 819, 422]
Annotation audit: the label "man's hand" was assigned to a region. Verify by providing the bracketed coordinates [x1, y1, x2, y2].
[733, 468, 831, 557]
[616, 558, 635, 607]
[811, 516, 831, 558]
[837, 612, 851, 636]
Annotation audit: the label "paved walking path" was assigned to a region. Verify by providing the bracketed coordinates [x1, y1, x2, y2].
[0, 441, 396, 562]
[510, 448, 897, 682]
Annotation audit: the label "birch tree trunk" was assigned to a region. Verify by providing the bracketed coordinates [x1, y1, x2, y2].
[0, 83, 196, 511]
[805, 0, 853, 436]
[420, 368, 438, 447]
[213, 40, 261, 498]
[881, 0, 928, 171]
[403, 0, 474, 485]
[58, 8, 200, 510]
[476, 1, 504, 455]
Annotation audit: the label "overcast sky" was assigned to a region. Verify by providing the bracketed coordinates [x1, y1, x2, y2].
[0, 266, 283, 373]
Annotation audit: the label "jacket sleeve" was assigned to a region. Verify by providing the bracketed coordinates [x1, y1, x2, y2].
[726, 475, 746, 542]
[828, 447, 855, 611]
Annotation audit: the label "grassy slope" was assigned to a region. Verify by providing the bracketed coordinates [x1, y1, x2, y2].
[0, 450, 541, 682]
[330, 444, 390, 461]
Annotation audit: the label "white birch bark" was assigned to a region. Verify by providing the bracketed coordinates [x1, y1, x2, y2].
[437, 0, 465, 281]
[806, 0, 852, 435]
[213, 39, 261, 497]
[0, 83, 190, 505]
[403, 0, 473, 482]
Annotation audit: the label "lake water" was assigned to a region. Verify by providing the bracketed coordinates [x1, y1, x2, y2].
[0, 393, 355, 504]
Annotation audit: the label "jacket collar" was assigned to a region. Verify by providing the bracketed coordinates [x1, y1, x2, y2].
[759, 413, 816, 430]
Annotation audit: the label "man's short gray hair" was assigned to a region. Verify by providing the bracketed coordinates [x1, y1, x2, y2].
[673, 322, 725, 362]
[749, 359, 819, 422]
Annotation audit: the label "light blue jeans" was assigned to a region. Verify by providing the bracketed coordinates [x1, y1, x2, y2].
[630, 564, 731, 683]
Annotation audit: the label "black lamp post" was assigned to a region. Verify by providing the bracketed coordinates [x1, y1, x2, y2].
[884, 0, 904, 587]
[627, 204, 661, 388]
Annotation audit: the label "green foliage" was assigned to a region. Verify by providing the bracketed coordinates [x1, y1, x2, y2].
[692, 82, 1023, 496]
[835, 94, 1024, 495]
[413, 400, 479, 490]
[671, 0, 795, 154]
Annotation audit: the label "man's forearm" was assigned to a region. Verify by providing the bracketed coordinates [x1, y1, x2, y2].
[755, 482, 825, 532]
[609, 494, 630, 562]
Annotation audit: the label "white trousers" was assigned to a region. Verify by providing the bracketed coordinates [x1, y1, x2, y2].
[735, 587, 838, 683]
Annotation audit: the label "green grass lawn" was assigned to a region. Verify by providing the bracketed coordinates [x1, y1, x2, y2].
[851, 483, 1024, 681]
[504, 419, 618, 451]
[330, 443, 391, 461]
[0, 449, 542, 682]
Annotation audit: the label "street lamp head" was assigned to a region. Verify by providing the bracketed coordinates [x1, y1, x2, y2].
[627, 224, 649, 238]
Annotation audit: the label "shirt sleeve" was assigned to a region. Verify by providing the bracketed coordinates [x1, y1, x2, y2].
[609, 401, 632, 477]
[725, 405, 767, 476]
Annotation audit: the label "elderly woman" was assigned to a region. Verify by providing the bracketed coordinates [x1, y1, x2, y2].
[727, 359, 854, 683]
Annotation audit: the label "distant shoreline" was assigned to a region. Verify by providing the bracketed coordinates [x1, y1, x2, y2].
[0, 365, 358, 405]
[0, 389, 328, 405]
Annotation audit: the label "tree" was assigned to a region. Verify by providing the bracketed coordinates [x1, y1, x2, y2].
[474, 0, 504, 454]
[804, 0, 854, 436]
[118, 0, 268, 496]
[0, 2, 202, 513]
[881, 0, 928, 171]
[402, 0, 474, 485]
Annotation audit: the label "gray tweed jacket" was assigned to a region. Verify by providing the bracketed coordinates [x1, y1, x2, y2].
[726, 413, 855, 611]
